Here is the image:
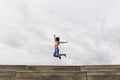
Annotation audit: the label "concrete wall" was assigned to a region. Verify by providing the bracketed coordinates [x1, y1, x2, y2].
[0, 65, 120, 80]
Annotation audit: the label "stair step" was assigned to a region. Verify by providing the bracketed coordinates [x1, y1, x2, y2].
[81, 65, 120, 71]
[0, 65, 80, 72]
[0, 65, 120, 80]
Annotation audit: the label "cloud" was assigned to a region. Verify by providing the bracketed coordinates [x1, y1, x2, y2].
[0, 0, 120, 65]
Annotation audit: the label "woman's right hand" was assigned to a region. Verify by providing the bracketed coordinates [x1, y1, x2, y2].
[54, 35, 56, 37]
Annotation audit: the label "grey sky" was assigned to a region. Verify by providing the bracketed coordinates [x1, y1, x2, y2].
[0, 0, 120, 65]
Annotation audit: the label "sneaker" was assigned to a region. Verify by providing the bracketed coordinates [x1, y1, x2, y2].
[64, 54, 67, 57]
[59, 56, 61, 60]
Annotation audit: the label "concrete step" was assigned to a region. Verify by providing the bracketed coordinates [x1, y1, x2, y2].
[0, 71, 86, 80]
[1, 65, 120, 72]
[80, 65, 120, 71]
[25, 65, 80, 72]
[86, 71, 120, 80]
[0, 65, 80, 72]
[0, 65, 26, 71]
[0, 65, 120, 80]
[15, 71, 120, 80]
[0, 71, 15, 80]
[15, 71, 86, 80]
[0, 71, 120, 80]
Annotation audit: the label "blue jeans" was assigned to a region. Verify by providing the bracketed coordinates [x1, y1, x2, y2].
[53, 47, 65, 57]
[54, 47, 60, 57]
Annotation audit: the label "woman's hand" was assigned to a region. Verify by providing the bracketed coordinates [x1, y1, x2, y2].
[54, 35, 56, 37]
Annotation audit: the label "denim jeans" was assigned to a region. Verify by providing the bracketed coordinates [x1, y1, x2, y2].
[54, 47, 60, 57]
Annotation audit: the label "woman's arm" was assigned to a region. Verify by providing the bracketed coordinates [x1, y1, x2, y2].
[54, 35, 56, 41]
[60, 41, 68, 43]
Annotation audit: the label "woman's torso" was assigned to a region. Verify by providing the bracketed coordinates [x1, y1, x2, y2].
[54, 41, 59, 48]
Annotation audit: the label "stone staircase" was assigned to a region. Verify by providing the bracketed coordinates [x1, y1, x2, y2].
[0, 65, 120, 80]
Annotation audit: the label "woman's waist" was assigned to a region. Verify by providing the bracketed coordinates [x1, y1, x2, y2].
[55, 46, 59, 49]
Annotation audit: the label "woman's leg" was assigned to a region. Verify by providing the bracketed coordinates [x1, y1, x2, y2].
[55, 48, 61, 59]
[54, 48, 60, 57]
[59, 53, 66, 57]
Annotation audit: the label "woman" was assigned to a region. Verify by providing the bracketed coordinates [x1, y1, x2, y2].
[53, 35, 68, 60]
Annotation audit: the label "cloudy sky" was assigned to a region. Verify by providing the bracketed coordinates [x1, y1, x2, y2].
[0, 0, 120, 65]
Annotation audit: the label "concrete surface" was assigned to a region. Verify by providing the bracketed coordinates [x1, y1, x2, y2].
[0, 65, 120, 80]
